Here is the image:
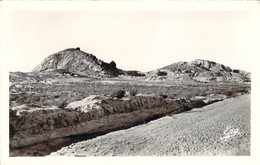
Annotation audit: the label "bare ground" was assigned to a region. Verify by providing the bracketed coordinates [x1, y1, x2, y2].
[50, 94, 250, 156]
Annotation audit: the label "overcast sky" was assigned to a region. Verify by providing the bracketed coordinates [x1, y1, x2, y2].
[5, 10, 252, 72]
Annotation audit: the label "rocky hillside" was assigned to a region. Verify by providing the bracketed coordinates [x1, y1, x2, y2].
[32, 47, 123, 77]
[145, 59, 250, 82]
[31, 48, 250, 82]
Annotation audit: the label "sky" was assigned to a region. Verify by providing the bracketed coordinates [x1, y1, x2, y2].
[4, 10, 252, 72]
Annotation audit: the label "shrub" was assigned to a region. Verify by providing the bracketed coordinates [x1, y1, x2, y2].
[9, 124, 16, 138]
[59, 101, 68, 109]
[201, 92, 208, 96]
[225, 91, 234, 98]
[183, 106, 191, 111]
[157, 70, 167, 76]
[126, 71, 145, 77]
[9, 110, 17, 118]
[233, 69, 240, 73]
[159, 94, 168, 99]
[239, 89, 249, 94]
[189, 100, 207, 108]
[111, 90, 125, 98]
[130, 89, 138, 96]
[54, 95, 60, 98]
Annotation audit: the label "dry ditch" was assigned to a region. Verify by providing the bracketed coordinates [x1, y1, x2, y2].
[10, 95, 209, 156]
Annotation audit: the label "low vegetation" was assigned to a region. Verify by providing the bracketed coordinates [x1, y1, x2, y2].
[9, 80, 250, 108]
[111, 90, 125, 98]
[157, 70, 168, 76]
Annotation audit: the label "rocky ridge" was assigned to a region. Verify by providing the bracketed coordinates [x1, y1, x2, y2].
[145, 59, 250, 82]
[30, 48, 250, 83]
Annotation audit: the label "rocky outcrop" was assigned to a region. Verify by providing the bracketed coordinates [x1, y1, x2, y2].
[33, 48, 104, 76]
[32, 48, 124, 77]
[31, 48, 250, 82]
[145, 59, 250, 83]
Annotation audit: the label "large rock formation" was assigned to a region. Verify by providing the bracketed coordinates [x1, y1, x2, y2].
[145, 59, 250, 83]
[32, 48, 123, 77]
[31, 48, 250, 82]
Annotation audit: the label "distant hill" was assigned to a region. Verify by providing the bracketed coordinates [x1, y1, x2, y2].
[145, 59, 250, 82]
[32, 47, 123, 77]
[28, 48, 251, 83]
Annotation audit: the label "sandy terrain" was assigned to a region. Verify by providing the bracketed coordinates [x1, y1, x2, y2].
[50, 94, 250, 156]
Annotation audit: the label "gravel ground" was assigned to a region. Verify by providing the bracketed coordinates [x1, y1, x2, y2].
[50, 94, 250, 156]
